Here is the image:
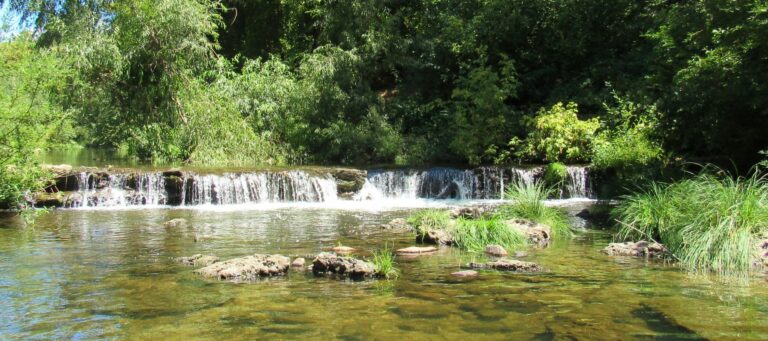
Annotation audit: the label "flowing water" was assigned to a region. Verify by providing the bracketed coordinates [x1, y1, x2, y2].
[1, 203, 767, 340]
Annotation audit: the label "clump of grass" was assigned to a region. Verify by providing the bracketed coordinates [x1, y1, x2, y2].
[451, 217, 528, 252]
[407, 209, 451, 237]
[495, 180, 572, 239]
[614, 168, 768, 274]
[372, 244, 399, 279]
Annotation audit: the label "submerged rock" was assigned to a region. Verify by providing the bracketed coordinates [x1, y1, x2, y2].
[329, 245, 356, 254]
[602, 241, 668, 258]
[396, 246, 438, 255]
[175, 254, 220, 267]
[291, 257, 306, 267]
[195, 254, 290, 281]
[164, 218, 188, 228]
[484, 245, 508, 257]
[451, 270, 478, 278]
[469, 259, 543, 272]
[504, 219, 551, 246]
[311, 253, 376, 278]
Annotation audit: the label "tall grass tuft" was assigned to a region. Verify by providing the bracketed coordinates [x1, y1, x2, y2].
[407, 209, 451, 238]
[614, 169, 768, 274]
[495, 180, 572, 239]
[372, 244, 399, 279]
[451, 217, 528, 252]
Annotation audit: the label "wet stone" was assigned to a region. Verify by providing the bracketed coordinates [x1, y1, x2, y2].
[484, 245, 508, 257]
[396, 246, 438, 255]
[504, 219, 551, 246]
[195, 254, 290, 281]
[311, 253, 376, 279]
[451, 270, 479, 278]
[329, 246, 356, 254]
[175, 254, 219, 267]
[417, 229, 454, 245]
[380, 218, 412, 230]
[602, 241, 668, 258]
[291, 257, 306, 267]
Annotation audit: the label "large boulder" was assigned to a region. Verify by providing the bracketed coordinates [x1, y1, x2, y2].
[195, 254, 291, 281]
[311, 253, 376, 278]
[601, 241, 668, 258]
[175, 254, 220, 267]
[504, 219, 551, 246]
[468, 258, 543, 272]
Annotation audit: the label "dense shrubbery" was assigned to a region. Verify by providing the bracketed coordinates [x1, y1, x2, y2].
[614, 169, 768, 274]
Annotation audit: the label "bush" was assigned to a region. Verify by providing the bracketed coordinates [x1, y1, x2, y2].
[509, 102, 599, 163]
[452, 217, 528, 253]
[614, 168, 768, 274]
[495, 180, 572, 239]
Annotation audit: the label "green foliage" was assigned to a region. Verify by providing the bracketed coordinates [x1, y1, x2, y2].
[0, 35, 67, 208]
[372, 244, 399, 280]
[495, 180, 572, 239]
[592, 94, 663, 172]
[451, 217, 527, 253]
[614, 169, 768, 274]
[509, 102, 599, 163]
[543, 162, 568, 187]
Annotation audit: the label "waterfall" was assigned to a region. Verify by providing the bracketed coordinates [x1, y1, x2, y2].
[68, 172, 166, 208]
[565, 166, 590, 198]
[358, 166, 589, 200]
[185, 171, 338, 205]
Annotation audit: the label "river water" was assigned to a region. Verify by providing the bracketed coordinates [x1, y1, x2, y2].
[1, 202, 767, 340]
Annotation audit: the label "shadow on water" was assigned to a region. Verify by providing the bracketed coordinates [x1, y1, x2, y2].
[631, 304, 706, 340]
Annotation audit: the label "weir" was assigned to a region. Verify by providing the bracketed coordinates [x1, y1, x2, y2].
[39, 166, 592, 208]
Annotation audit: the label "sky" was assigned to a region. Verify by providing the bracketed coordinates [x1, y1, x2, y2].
[1, 2, 26, 41]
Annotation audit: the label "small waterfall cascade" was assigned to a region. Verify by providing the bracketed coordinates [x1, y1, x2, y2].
[358, 166, 591, 200]
[184, 171, 338, 205]
[68, 172, 166, 208]
[356, 168, 479, 200]
[564, 166, 591, 198]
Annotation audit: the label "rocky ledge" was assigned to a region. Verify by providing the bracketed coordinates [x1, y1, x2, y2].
[195, 254, 291, 281]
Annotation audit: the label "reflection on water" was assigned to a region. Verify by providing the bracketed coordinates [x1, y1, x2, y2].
[0, 208, 766, 339]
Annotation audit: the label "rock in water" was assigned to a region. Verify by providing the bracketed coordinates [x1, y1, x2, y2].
[175, 254, 219, 267]
[164, 218, 188, 228]
[484, 245, 508, 257]
[291, 257, 306, 267]
[195, 254, 290, 281]
[451, 270, 478, 278]
[380, 218, 412, 230]
[396, 246, 438, 255]
[469, 259, 542, 272]
[416, 229, 454, 245]
[312, 253, 376, 278]
[504, 219, 551, 246]
[602, 241, 667, 258]
[450, 206, 488, 219]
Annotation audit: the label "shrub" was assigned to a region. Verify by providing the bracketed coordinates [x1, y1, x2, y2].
[495, 180, 572, 239]
[509, 102, 599, 163]
[614, 168, 768, 274]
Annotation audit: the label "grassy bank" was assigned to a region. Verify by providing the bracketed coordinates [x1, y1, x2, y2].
[614, 170, 768, 274]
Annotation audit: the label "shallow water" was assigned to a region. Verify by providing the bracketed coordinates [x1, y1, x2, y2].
[1, 206, 767, 340]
